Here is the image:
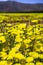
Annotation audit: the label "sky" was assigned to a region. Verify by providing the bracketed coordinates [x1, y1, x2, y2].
[15, 0, 43, 3]
[0, 0, 43, 4]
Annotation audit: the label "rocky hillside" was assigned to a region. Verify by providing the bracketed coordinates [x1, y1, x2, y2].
[0, 1, 43, 12]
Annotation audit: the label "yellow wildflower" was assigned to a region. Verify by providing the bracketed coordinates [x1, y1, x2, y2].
[14, 63, 21, 65]
[15, 52, 25, 60]
[18, 23, 26, 29]
[40, 47, 43, 52]
[26, 57, 34, 62]
[7, 43, 21, 59]
[7, 61, 13, 65]
[29, 52, 39, 58]
[36, 62, 43, 65]
[17, 30, 24, 34]
[7, 23, 12, 26]
[23, 39, 31, 44]
[25, 63, 34, 65]
[11, 28, 17, 34]
[0, 36, 6, 43]
[0, 33, 3, 36]
[39, 54, 43, 59]
[32, 20, 38, 23]
[0, 61, 8, 65]
[36, 35, 42, 40]
[7, 51, 15, 59]
[27, 31, 33, 35]
[1, 52, 7, 59]
[15, 36, 22, 42]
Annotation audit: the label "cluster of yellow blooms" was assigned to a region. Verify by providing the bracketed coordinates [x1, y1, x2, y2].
[0, 14, 43, 23]
[0, 22, 43, 65]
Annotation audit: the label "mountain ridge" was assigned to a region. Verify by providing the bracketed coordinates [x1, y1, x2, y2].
[0, 1, 43, 12]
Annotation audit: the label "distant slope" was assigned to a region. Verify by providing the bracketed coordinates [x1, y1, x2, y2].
[0, 1, 43, 12]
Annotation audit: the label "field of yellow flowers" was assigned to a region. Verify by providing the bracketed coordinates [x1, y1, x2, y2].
[0, 13, 43, 65]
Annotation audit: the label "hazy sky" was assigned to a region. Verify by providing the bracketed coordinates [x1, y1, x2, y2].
[0, 0, 43, 3]
[16, 0, 43, 3]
